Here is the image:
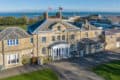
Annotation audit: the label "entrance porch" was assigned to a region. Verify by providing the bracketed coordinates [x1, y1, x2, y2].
[48, 42, 70, 60]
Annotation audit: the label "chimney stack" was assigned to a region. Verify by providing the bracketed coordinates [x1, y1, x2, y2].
[56, 7, 63, 19]
[56, 11, 62, 19]
[43, 12, 49, 19]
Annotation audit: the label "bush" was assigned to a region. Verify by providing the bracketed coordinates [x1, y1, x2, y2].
[0, 65, 4, 71]
[31, 57, 38, 64]
[22, 58, 31, 65]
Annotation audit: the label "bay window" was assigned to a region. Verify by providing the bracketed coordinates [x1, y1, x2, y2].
[7, 54, 19, 64]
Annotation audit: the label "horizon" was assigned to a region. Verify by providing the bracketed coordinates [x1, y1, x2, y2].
[0, 10, 120, 13]
[0, 0, 119, 12]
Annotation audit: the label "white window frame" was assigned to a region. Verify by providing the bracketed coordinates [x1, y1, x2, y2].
[7, 39, 19, 46]
[7, 54, 19, 64]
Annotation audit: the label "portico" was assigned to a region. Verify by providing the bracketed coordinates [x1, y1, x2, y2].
[48, 42, 70, 60]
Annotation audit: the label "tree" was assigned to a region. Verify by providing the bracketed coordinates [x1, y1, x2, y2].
[16, 16, 27, 25]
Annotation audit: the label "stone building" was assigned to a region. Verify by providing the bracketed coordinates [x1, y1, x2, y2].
[0, 27, 33, 69]
[28, 12, 104, 63]
[0, 12, 105, 69]
[105, 29, 120, 50]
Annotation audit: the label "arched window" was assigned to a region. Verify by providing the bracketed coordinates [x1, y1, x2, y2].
[57, 36, 61, 40]
[57, 26, 61, 31]
[70, 34, 75, 40]
[42, 47, 46, 54]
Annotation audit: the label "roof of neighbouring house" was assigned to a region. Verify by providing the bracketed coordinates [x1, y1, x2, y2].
[80, 38, 101, 44]
[105, 29, 120, 35]
[117, 37, 120, 41]
[0, 27, 30, 40]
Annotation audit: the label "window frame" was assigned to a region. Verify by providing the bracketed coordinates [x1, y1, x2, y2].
[7, 39, 19, 46]
[7, 54, 19, 64]
[42, 47, 46, 54]
[52, 36, 55, 41]
[70, 34, 75, 40]
[30, 37, 33, 43]
[57, 35, 61, 40]
[41, 37, 46, 43]
[57, 26, 61, 31]
[62, 35, 65, 40]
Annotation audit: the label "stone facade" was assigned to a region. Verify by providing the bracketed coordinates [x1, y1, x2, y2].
[0, 12, 111, 69]
[105, 29, 120, 50]
[0, 27, 33, 69]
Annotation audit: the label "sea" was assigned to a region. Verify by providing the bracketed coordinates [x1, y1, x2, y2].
[0, 12, 119, 18]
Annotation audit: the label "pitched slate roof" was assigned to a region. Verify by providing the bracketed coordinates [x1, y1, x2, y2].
[80, 38, 102, 44]
[105, 29, 120, 35]
[0, 27, 30, 40]
[28, 18, 80, 34]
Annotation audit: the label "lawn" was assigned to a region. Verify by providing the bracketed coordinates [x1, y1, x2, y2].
[93, 60, 120, 80]
[0, 68, 59, 80]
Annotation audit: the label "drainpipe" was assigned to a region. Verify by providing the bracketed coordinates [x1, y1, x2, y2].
[36, 33, 40, 65]
[2, 40, 5, 69]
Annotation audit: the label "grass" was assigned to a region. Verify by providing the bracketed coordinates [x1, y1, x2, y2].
[93, 60, 120, 80]
[0, 25, 28, 31]
[0, 68, 59, 80]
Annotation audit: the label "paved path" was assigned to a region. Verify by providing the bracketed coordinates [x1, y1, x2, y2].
[48, 51, 120, 80]
[0, 65, 44, 79]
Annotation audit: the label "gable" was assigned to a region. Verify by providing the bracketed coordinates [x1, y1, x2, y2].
[50, 23, 67, 31]
[30, 18, 80, 34]
[0, 27, 30, 40]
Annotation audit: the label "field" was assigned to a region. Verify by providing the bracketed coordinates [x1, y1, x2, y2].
[0, 68, 58, 80]
[93, 60, 120, 80]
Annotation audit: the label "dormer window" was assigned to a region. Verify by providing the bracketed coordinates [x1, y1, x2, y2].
[57, 26, 61, 31]
[7, 39, 19, 46]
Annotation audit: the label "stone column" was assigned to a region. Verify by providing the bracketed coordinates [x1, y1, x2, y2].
[67, 47, 70, 57]
[58, 48, 60, 60]
[61, 48, 64, 58]
[53, 48, 55, 61]
[60, 48, 62, 59]
[64, 48, 66, 58]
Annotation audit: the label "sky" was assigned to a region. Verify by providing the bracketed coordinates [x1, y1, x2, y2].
[0, 0, 120, 12]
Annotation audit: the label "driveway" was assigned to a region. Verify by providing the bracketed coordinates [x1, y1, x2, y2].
[48, 51, 120, 80]
[0, 51, 120, 80]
